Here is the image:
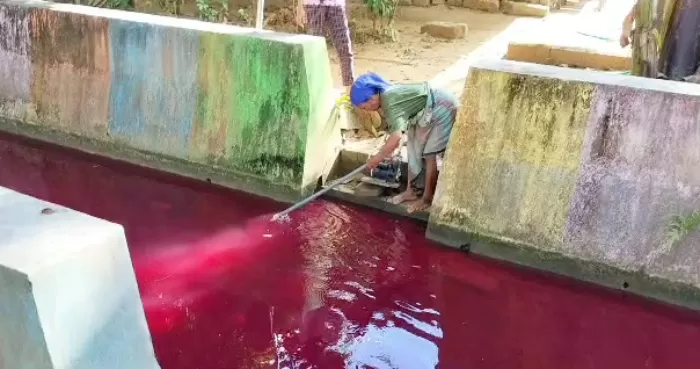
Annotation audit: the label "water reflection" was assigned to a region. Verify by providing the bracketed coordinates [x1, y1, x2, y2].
[286, 202, 442, 368]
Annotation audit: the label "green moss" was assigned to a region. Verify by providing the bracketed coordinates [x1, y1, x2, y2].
[195, 34, 311, 188]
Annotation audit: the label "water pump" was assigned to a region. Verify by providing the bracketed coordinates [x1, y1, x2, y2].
[360, 156, 402, 188]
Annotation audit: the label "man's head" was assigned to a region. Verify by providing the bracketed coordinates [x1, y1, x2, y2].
[350, 72, 391, 112]
[356, 94, 381, 111]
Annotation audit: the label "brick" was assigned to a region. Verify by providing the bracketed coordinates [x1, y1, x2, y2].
[506, 42, 632, 71]
[502, 1, 549, 16]
[549, 46, 632, 70]
[506, 43, 553, 64]
[462, 0, 500, 12]
[420, 21, 468, 39]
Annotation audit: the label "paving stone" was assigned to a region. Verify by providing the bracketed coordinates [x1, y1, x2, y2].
[462, 0, 500, 12]
[502, 1, 550, 16]
[420, 21, 468, 40]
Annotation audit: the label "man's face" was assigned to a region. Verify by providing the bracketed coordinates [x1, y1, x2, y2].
[358, 94, 380, 111]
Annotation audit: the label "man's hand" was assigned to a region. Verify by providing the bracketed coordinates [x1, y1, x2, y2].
[620, 8, 634, 48]
[619, 32, 631, 48]
[366, 155, 383, 170]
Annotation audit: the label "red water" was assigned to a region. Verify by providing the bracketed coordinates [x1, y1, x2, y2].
[2, 132, 700, 369]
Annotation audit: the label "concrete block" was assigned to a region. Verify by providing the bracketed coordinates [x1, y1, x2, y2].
[0, 187, 160, 369]
[413, 0, 431, 6]
[502, 1, 549, 16]
[506, 42, 632, 71]
[446, 0, 463, 6]
[462, 0, 500, 12]
[428, 59, 700, 310]
[420, 22, 468, 39]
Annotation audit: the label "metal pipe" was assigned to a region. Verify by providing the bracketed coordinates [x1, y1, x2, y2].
[271, 164, 368, 222]
[255, 0, 265, 29]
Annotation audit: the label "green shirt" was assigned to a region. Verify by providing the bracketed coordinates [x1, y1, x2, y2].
[380, 83, 429, 132]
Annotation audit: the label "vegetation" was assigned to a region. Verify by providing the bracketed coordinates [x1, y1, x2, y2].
[196, 0, 229, 22]
[65, 0, 133, 9]
[361, 0, 399, 41]
[668, 211, 700, 245]
[72, 0, 397, 44]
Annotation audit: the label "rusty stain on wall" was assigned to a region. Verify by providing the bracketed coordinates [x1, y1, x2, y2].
[29, 8, 111, 137]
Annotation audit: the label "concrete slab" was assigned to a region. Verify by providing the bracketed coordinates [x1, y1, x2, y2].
[0, 186, 160, 369]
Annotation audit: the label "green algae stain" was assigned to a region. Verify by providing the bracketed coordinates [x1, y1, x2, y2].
[435, 68, 595, 251]
[192, 33, 234, 162]
[194, 34, 311, 186]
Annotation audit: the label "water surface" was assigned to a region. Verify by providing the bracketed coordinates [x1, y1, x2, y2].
[1, 132, 699, 369]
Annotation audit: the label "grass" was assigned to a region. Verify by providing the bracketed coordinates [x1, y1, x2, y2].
[668, 211, 700, 245]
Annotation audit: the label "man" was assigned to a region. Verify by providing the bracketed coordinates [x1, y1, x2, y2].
[296, 0, 356, 93]
[620, 0, 700, 82]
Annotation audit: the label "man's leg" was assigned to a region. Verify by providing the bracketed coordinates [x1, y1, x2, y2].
[326, 6, 356, 87]
[406, 155, 437, 214]
[304, 5, 326, 37]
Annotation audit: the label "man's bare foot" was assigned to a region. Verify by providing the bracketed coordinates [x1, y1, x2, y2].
[406, 198, 431, 213]
[390, 190, 418, 205]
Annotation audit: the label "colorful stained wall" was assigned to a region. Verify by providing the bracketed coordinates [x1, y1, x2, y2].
[0, 0, 336, 202]
[428, 59, 700, 309]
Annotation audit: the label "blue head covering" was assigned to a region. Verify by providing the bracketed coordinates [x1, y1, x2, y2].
[350, 72, 392, 106]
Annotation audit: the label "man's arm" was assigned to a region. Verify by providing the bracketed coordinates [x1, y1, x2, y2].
[620, 1, 637, 47]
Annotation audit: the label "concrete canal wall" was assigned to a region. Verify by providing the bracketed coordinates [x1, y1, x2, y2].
[429, 59, 700, 310]
[0, 0, 338, 202]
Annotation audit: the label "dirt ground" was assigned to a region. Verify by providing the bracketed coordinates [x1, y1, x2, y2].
[333, 6, 518, 86]
[231, 4, 522, 87]
[175, 0, 623, 87]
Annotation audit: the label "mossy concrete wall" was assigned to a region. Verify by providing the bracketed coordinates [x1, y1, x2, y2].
[428, 59, 700, 310]
[0, 0, 337, 202]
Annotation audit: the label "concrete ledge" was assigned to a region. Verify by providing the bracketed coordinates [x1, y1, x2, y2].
[0, 117, 303, 204]
[0, 0, 337, 202]
[0, 186, 160, 369]
[506, 42, 632, 71]
[427, 221, 700, 311]
[429, 58, 700, 311]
